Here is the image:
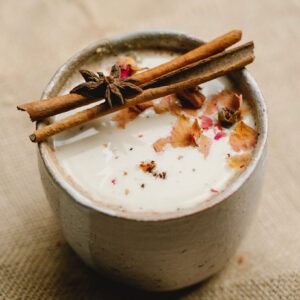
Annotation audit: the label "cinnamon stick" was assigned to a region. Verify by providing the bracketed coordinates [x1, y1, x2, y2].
[30, 41, 254, 143]
[18, 30, 241, 121]
[130, 29, 242, 84]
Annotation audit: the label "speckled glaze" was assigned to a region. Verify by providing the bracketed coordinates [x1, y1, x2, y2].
[38, 31, 268, 291]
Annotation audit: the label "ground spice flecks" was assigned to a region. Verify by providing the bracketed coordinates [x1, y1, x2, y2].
[139, 160, 167, 180]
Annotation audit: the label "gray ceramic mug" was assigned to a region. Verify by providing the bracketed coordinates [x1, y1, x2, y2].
[38, 31, 268, 291]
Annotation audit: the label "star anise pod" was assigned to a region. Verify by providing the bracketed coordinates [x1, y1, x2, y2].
[70, 64, 143, 108]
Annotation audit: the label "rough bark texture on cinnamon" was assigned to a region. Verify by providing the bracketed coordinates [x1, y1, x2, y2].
[18, 30, 242, 121]
[17, 94, 96, 121]
[30, 41, 254, 143]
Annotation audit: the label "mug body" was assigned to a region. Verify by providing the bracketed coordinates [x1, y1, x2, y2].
[38, 31, 268, 291]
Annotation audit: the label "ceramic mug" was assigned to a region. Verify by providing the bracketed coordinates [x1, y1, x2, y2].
[38, 31, 268, 291]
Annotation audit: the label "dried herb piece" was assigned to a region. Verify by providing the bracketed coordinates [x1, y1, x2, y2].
[70, 64, 143, 108]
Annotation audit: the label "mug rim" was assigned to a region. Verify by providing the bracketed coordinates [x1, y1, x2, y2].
[38, 30, 268, 222]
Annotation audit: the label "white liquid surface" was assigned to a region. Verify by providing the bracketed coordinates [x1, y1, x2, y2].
[52, 51, 256, 214]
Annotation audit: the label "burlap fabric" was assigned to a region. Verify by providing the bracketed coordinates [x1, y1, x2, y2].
[1, 0, 300, 299]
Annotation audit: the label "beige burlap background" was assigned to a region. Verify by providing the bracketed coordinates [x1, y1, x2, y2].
[1, 0, 300, 299]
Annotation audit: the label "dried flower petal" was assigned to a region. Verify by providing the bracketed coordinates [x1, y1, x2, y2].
[228, 153, 252, 170]
[171, 115, 201, 147]
[118, 56, 146, 79]
[200, 115, 213, 130]
[118, 56, 138, 78]
[171, 115, 193, 147]
[214, 131, 227, 140]
[218, 91, 242, 111]
[204, 91, 243, 116]
[229, 121, 258, 152]
[153, 96, 172, 114]
[204, 96, 219, 115]
[190, 119, 201, 146]
[153, 96, 181, 116]
[182, 107, 198, 117]
[153, 136, 171, 152]
[198, 135, 212, 158]
[112, 108, 140, 128]
[240, 106, 251, 117]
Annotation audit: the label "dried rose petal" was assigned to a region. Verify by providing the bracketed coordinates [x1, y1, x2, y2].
[204, 96, 219, 115]
[200, 115, 213, 130]
[171, 115, 201, 148]
[190, 119, 201, 146]
[229, 121, 258, 152]
[240, 106, 251, 117]
[171, 115, 192, 147]
[153, 136, 171, 152]
[182, 107, 198, 117]
[112, 107, 139, 128]
[218, 91, 242, 111]
[204, 91, 243, 116]
[198, 135, 212, 158]
[118, 56, 139, 79]
[153, 95, 181, 116]
[153, 96, 170, 114]
[214, 131, 227, 140]
[228, 153, 252, 170]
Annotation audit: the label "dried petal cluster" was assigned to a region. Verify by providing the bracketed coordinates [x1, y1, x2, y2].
[70, 64, 143, 108]
[203, 90, 243, 128]
[153, 115, 212, 157]
[118, 56, 146, 78]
